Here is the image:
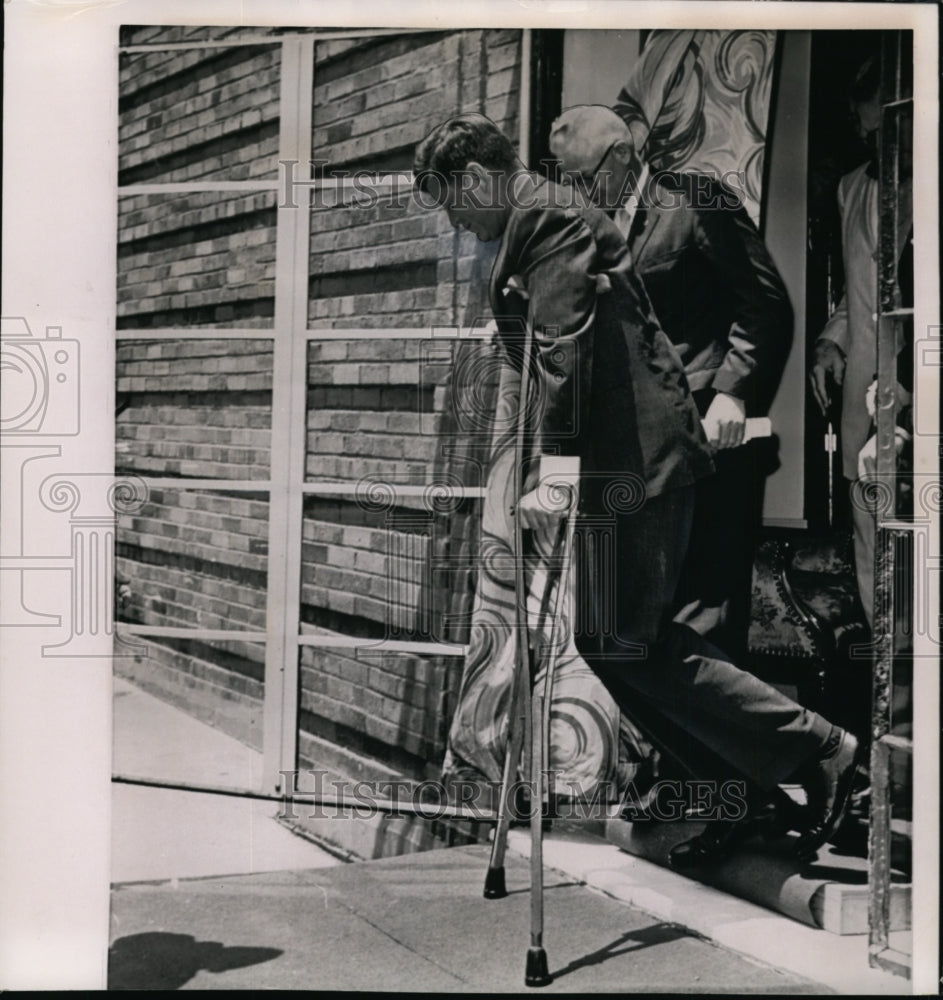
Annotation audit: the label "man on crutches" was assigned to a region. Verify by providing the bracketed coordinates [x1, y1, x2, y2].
[414, 113, 861, 986]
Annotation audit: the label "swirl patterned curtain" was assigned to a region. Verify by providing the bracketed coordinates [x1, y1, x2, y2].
[441, 30, 779, 796]
[441, 348, 637, 795]
[614, 30, 778, 226]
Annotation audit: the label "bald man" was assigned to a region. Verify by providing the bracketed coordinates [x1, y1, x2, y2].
[550, 105, 793, 662]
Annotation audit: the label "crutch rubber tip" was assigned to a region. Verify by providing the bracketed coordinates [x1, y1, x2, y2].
[525, 947, 552, 987]
[483, 866, 507, 899]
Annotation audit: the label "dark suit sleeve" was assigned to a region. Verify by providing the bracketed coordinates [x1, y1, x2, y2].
[511, 207, 598, 458]
[692, 190, 792, 403]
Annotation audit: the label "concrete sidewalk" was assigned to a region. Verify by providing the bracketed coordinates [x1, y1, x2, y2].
[112, 677, 340, 883]
[110, 678, 906, 992]
[110, 847, 822, 992]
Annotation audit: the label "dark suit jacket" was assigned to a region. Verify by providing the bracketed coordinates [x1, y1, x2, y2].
[628, 171, 792, 416]
[489, 173, 714, 502]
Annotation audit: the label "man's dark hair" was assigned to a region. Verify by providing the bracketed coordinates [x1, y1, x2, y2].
[413, 113, 519, 197]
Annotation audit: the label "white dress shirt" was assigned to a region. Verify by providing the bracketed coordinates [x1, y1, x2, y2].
[613, 162, 650, 240]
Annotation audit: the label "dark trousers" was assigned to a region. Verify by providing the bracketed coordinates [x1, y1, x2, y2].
[673, 444, 760, 663]
[574, 485, 830, 791]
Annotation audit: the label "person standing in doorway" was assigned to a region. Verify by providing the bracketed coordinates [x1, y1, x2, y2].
[549, 105, 793, 663]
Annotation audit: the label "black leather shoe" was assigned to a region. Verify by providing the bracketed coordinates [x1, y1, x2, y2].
[795, 730, 861, 860]
[668, 817, 755, 871]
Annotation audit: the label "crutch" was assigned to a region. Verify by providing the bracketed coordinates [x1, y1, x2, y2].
[480, 296, 579, 986]
[525, 479, 579, 988]
[483, 308, 536, 905]
[484, 471, 578, 988]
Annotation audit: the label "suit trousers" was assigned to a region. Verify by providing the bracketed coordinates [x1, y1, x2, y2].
[673, 443, 761, 663]
[574, 484, 831, 791]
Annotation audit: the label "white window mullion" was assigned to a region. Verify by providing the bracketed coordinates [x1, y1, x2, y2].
[300, 483, 485, 498]
[118, 30, 439, 54]
[118, 626, 267, 642]
[262, 35, 314, 793]
[119, 181, 280, 195]
[298, 635, 467, 657]
[115, 328, 276, 340]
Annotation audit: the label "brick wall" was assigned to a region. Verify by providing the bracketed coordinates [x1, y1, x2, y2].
[308, 29, 521, 330]
[116, 339, 273, 476]
[117, 192, 277, 328]
[119, 38, 281, 184]
[116, 27, 521, 812]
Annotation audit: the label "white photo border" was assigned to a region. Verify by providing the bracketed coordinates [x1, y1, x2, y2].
[1, 0, 938, 990]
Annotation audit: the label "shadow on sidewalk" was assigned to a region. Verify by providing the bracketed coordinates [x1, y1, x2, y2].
[549, 922, 689, 982]
[108, 932, 281, 990]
